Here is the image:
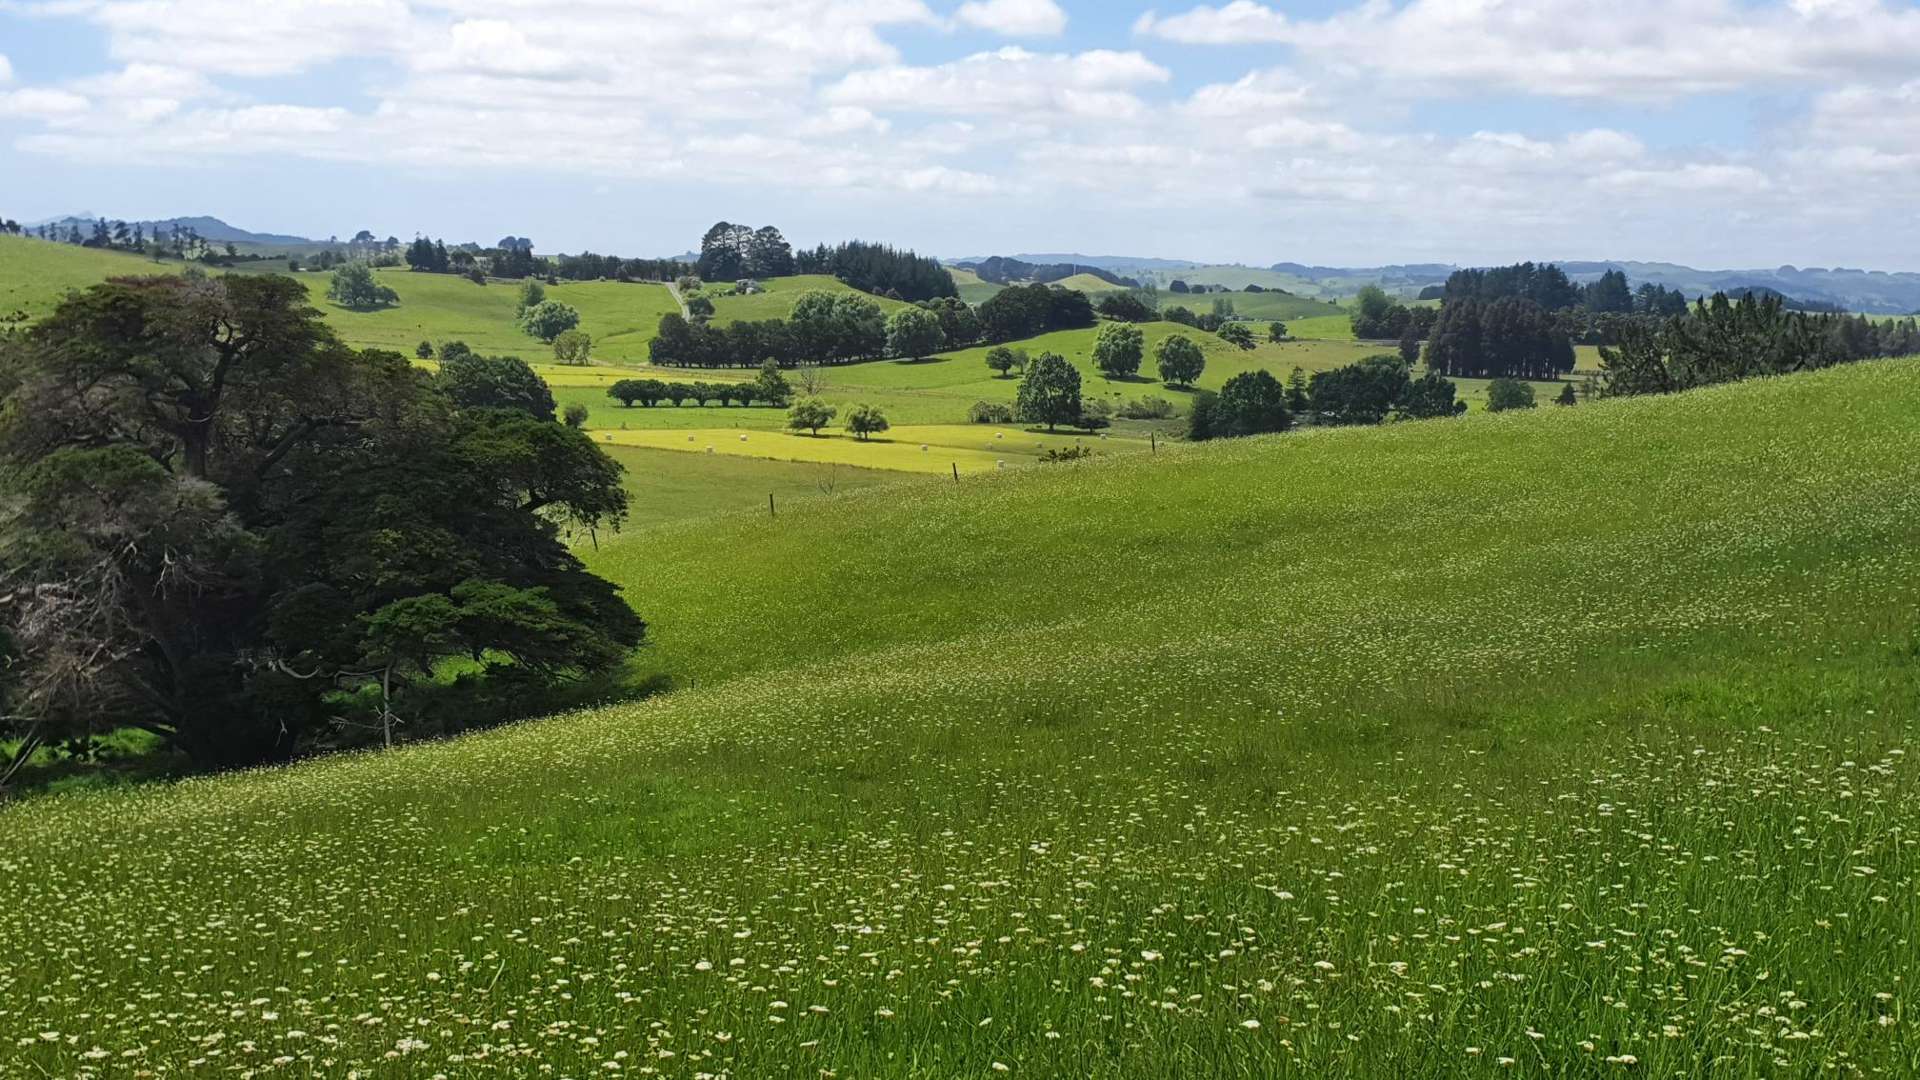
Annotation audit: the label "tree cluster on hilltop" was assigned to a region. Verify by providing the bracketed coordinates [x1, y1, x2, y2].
[695, 222, 796, 281]
[795, 239, 958, 302]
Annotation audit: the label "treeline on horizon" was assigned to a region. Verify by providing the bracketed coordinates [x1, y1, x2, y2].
[1354, 261, 1920, 383]
[648, 283, 1096, 368]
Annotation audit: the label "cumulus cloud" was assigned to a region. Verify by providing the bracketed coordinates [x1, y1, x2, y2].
[0, 87, 90, 120]
[827, 47, 1169, 118]
[2, 0, 1918, 261]
[955, 0, 1068, 37]
[0, 53, 12, 83]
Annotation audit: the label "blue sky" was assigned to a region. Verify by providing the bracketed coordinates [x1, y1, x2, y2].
[2, 0, 1918, 269]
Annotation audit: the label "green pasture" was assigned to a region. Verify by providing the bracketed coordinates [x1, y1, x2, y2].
[311, 267, 680, 364]
[564, 327, 1389, 438]
[604, 444, 897, 528]
[4, 362, 1918, 1076]
[0, 234, 172, 321]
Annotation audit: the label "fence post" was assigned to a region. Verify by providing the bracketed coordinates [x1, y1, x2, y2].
[952, 462, 960, 483]
[769, 492, 776, 518]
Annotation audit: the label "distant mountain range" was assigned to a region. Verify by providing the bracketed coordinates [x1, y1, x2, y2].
[949, 252, 1920, 314]
[27, 214, 316, 247]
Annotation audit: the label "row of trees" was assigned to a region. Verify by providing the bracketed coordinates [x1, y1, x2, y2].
[0, 276, 643, 782]
[608, 363, 792, 408]
[13, 218, 234, 261]
[650, 290, 1000, 368]
[403, 236, 681, 284]
[1602, 293, 1920, 396]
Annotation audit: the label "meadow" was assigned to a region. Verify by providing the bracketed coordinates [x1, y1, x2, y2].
[3, 360, 1917, 1077]
[0, 234, 180, 321]
[950, 267, 1004, 304]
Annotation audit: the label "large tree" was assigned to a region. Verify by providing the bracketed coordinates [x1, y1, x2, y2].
[1015, 351, 1082, 431]
[1092, 322, 1145, 379]
[1154, 334, 1206, 387]
[0, 275, 642, 776]
[885, 306, 945, 361]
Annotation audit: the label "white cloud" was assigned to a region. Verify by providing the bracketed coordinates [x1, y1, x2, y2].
[82, 0, 418, 77]
[1138, 0, 1920, 100]
[0, 53, 13, 83]
[955, 0, 1067, 37]
[826, 47, 1169, 118]
[417, 19, 586, 80]
[0, 87, 90, 119]
[4, 0, 1920, 263]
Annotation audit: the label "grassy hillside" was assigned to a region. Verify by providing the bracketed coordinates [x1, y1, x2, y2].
[309, 267, 680, 364]
[949, 266, 1004, 304]
[603, 445, 896, 528]
[5, 361, 1918, 1076]
[0, 234, 166, 321]
[0, 236, 681, 363]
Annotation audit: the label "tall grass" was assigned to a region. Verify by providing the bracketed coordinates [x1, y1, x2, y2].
[1, 361, 1917, 1076]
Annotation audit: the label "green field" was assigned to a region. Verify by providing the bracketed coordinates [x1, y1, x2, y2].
[5, 361, 1918, 1076]
[1209, 291, 1347, 322]
[560, 325, 1389, 442]
[604, 445, 897, 528]
[0, 234, 174, 321]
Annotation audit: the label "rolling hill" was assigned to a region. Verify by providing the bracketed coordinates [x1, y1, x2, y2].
[4, 360, 1917, 1075]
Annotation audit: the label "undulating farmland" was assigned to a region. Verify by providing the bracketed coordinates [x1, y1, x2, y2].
[3, 360, 1917, 1077]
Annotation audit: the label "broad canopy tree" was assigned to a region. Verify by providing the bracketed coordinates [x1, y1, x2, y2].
[1015, 351, 1083, 431]
[0, 274, 643, 775]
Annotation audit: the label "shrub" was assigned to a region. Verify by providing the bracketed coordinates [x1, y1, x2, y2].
[520, 300, 581, 342]
[1039, 445, 1096, 463]
[845, 404, 890, 441]
[787, 397, 836, 435]
[1487, 378, 1538, 412]
[325, 261, 399, 310]
[562, 402, 589, 428]
[969, 401, 1014, 424]
[1118, 396, 1176, 420]
[1217, 322, 1257, 350]
[552, 329, 592, 366]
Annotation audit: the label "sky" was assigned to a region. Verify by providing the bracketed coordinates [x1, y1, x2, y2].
[1, 0, 1918, 269]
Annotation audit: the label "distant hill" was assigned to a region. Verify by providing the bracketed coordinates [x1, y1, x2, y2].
[952, 255, 1139, 290]
[29, 214, 314, 247]
[1264, 259, 1920, 313]
[1556, 261, 1920, 315]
